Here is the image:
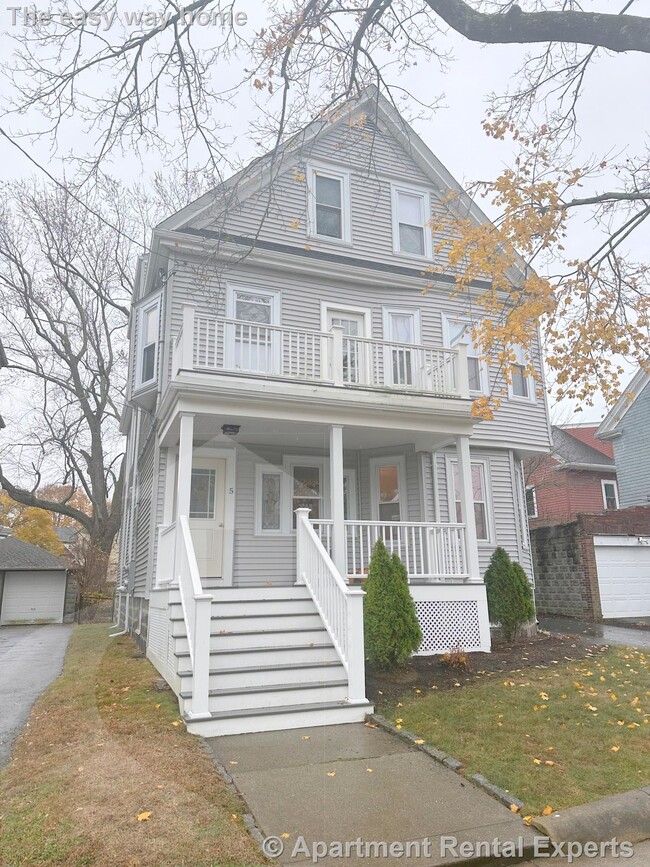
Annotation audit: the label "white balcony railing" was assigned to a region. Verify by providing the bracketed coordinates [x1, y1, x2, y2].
[312, 520, 469, 582]
[172, 306, 469, 398]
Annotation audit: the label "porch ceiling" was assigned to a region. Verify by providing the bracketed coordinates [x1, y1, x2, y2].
[161, 412, 457, 452]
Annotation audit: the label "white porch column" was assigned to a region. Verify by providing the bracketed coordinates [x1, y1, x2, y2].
[176, 414, 195, 519]
[455, 435, 481, 582]
[329, 424, 347, 579]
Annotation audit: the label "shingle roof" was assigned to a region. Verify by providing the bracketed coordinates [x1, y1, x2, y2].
[551, 426, 615, 469]
[0, 535, 68, 570]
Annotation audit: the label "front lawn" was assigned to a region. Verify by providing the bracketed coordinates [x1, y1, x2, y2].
[0, 625, 266, 867]
[382, 645, 650, 815]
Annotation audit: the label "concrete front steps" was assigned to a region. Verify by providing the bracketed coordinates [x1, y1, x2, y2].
[169, 585, 372, 737]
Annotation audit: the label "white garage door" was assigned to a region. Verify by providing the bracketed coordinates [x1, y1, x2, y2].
[1, 571, 66, 624]
[594, 535, 650, 618]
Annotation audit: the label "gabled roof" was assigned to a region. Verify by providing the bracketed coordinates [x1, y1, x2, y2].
[153, 86, 528, 286]
[551, 426, 615, 471]
[559, 424, 613, 459]
[0, 535, 68, 570]
[597, 365, 650, 440]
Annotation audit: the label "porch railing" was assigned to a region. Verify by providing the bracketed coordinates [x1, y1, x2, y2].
[172, 305, 468, 398]
[295, 508, 366, 703]
[312, 520, 469, 582]
[176, 516, 213, 719]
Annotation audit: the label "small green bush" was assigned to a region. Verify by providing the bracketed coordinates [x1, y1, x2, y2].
[363, 540, 423, 669]
[484, 546, 535, 643]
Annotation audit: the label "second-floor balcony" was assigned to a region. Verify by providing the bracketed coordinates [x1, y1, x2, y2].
[172, 306, 470, 399]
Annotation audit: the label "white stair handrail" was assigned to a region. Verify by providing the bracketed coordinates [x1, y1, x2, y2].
[176, 515, 212, 719]
[295, 508, 366, 704]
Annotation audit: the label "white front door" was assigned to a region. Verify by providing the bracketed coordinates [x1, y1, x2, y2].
[188, 458, 226, 579]
[326, 309, 367, 384]
[384, 309, 420, 387]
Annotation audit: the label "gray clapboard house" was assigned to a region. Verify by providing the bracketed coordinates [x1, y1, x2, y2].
[116, 89, 552, 737]
[597, 366, 650, 508]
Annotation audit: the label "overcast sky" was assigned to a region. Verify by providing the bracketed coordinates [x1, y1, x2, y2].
[1, 0, 648, 424]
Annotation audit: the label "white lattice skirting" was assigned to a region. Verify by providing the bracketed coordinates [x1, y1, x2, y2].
[410, 583, 491, 654]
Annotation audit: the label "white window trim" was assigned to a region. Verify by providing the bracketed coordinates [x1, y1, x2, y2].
[135, 293, 161, 389]
[320, 301, 372, 336]
[601, 479, 619, 510]
[254, 463, 285, 536]
[525, 485, 538, 519]
[441, 313, 489, 396]
[283, 455, 330, 533]
[382, 306, 422, 344]
[369, 455, 408, 521]
[225, 282, 282, 322]
[507, 345, 536, 404]
[224, 283, 282, 372]
[390, 183, 433, 260]
[306, 163, 352, 245]
[445, 455, 495, 545]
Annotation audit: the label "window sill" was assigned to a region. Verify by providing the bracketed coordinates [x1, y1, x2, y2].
[306, 232, 353, 248]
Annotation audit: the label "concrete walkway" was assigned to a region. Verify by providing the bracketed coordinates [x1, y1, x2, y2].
[540, 616, 650, 650]
[0, 625, 72, 767]
[206, 723, 539, 866]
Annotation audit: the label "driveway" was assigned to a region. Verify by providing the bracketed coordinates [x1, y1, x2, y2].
[540, 616, 650, 650]
[0, 625, 72, 767]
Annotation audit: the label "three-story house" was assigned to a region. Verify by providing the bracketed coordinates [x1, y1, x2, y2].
[116, 89, 552, 736]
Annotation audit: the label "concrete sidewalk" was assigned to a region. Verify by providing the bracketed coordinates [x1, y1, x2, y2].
[205, 722, 539, 866]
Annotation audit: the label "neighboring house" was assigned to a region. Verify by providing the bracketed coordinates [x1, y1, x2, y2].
[0, 526, 75, 624]
[115, 88, 551, 737]
[525, 424, 617, 528]
[597, 366, 650, 508]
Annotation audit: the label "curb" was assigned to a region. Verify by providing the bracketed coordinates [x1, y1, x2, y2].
[200, 739, 270, 858]
[530, 787, 650, 845]
[369, 714, 524, 811]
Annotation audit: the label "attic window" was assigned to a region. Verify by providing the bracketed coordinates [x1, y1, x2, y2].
[391, 185, 432, 258]
[307, 165, 351, 243]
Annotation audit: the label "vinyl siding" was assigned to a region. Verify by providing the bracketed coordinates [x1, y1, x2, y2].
[195, 119, 458, 272]
[168, 253, 551, 450]
[432, 446, 534, 581]
[133, 443, 154, 596]
[612, 381, 650, 508]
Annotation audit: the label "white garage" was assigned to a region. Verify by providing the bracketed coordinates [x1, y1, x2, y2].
[594, 535, 650, 618]
[0, 531, 69, 625]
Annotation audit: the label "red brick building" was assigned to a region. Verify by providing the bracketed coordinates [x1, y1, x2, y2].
[525, 425, 618, 529]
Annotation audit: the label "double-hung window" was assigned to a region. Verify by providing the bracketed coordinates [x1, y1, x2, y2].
[509, 344, 535, 401]
[525, 485, 538, 518]
[392, 186, 432, 258]
[442, 315, 487, 395]
[449, 458, 491, 542]
[137, 296, 161, 387]
[307, 165, 351, 242]
[602, 480, 619, 510]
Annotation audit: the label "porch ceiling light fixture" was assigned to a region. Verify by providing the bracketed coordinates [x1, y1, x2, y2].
[221, 423, 241, 436]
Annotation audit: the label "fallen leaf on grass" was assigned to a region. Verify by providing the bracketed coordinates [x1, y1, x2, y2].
[326, 772, 336, 777]
[542, 806, 554, 816]
[533, 758, 542, 765]
[611, 746, 621, 752]
[137, 812, 152, 822]
[414, 739, 424, 745]
[171, 721, 181, 727]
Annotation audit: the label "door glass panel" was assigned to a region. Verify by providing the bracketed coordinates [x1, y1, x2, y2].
[261, 473, 281, 530]
[233, 291, 274, 372]
[378, 465, 400, 521]
[330, 313, 362, 383]
[190, 468, 216, 519]
[292, 465, 321, 524]
[388, 313, 415, 385]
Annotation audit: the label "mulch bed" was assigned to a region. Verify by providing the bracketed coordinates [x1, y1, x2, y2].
[366, 633, 602, 705]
